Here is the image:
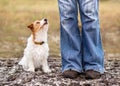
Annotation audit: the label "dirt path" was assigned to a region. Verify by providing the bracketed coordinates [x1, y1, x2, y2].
[0, 57, 120, 86]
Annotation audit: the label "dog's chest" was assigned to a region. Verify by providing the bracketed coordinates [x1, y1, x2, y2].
[31, 43, 49, 55]
[30, 44, 49, 67]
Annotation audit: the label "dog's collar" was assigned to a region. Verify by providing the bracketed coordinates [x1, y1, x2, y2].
[32, 33, 45, 45]
[34, 41, 45, 45]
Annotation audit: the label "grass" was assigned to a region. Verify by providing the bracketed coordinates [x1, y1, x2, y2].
[0, 0, 120, 58]
[100, 1, 120, 54]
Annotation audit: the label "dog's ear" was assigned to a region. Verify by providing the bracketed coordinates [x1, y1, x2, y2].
[27, 23, 34, 31]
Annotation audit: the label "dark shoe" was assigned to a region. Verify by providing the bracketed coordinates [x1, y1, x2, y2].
[63, 69, 79, 79]
[85, 70, 101, 79]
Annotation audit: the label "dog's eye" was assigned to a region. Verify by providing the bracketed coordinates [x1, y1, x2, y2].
[36, 22, 40, 24]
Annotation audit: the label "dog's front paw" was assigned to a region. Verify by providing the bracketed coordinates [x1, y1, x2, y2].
[43, 68, 51, 73]
[27, 68, 35, 72]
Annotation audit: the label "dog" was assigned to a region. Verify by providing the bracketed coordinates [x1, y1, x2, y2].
[18, 18, 51, 73]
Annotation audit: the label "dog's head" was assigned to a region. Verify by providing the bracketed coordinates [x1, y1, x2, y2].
[27, 18, 49, 33]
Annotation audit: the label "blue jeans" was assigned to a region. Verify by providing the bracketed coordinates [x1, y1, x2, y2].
[58, 0, 104, 73]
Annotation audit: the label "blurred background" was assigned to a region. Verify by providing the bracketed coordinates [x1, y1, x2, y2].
[0, 0, 120, 60]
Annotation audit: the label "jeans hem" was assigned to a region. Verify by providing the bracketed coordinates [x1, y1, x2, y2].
[62, 68, 83, 73]
[85, 67, 105, 74]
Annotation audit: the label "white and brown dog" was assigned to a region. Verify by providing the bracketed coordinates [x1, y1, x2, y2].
[19, 18, 51, 73]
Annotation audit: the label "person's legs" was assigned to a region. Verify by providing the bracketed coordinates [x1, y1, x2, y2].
[58, 0, 83, 73]
[78, 0, 104, 74]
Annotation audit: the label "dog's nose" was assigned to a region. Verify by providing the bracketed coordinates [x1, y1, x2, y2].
[44, 19, 47, 22]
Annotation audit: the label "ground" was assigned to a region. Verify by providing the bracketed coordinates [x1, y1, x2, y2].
[0, 56, 120, 86]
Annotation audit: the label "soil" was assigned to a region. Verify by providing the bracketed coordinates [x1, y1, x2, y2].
[0, 57, 120, 86]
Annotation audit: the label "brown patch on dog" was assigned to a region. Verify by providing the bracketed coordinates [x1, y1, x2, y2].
[27, 23, 34, 31]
